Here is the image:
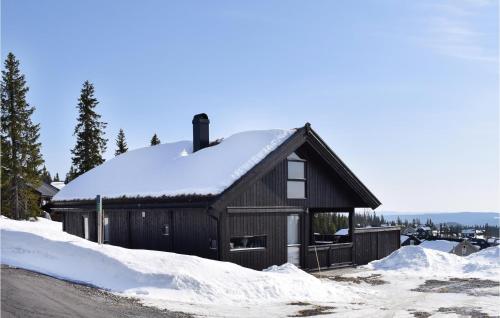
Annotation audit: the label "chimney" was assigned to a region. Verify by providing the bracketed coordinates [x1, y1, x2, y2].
[192, 113, 210, 152]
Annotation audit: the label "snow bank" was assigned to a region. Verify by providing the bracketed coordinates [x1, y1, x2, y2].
[366, 245, 500, 278]
[420, 240, 459, 253]
[54, 129, 295, 201]
[0, 217, 348, 306]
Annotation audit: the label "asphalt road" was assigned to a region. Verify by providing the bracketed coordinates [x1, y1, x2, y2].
[1, 265, 192, 318]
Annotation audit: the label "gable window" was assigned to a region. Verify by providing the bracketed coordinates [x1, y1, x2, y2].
[287, 152, 306, 199]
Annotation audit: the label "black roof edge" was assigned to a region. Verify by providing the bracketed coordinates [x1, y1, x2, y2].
[51, 194, 214, 210]
[306, 127, 382, 209]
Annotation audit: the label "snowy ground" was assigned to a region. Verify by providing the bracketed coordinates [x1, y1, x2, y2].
[1, 217, 499, 317]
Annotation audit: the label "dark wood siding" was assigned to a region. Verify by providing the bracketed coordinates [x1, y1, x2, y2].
[354, 228, 400, 265]
[63, 210, 97, 242]
[63, 206, 218, 260]
[220, 212, 288, 270]
[228, 143, 364, 208]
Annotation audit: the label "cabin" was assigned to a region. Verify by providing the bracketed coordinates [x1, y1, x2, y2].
[400, 234, 421, 246]
[451, 240, 479, 256]
[52, 114, 400, 270]
[34, 182, 59, 211]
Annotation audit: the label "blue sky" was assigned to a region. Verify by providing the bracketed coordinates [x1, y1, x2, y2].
[2, 0, 498, 212]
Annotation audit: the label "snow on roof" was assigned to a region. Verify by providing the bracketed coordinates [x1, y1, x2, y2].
[335, 228, 349, 236]
[51, 181, 66, 190]
[420, 240, 459, 253]
[400, 235, 409, 243]
[53, 129, 295, 201]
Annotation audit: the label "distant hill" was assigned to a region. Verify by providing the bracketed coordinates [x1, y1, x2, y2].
[381, 212, 499, 227]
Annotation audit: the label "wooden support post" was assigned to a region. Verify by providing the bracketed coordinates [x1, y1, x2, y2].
[349, 209, 355, 265]
[96, 195, 103, 245]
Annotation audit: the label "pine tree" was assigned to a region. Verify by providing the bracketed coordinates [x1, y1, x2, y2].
[1, 52, 44, 219]
[150, 133, 160, 146]
[41, 165, 52, 183]
[69, 81, 107, 181]
[53, 173, 60, 182]
[65, 166, 77, 184]
[115, 128, 128, 156]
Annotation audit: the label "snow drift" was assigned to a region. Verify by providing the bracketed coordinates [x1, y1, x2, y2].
[419, 240, 459, 252]
[54, 129, 295, 201]
[367, 245, 500, 278]
[0, 217, 344, 306]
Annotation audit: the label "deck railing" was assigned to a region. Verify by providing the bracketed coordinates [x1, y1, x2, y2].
[306, 226, 400, 270]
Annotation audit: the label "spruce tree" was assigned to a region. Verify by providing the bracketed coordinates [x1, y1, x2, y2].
[41, 165, 52, 183]
[1, 52, 44, 219]
[150, 133, 160, 146]
[65, 166, 77, 184]
[115, 128, 128, 156]
[69, 81, 107, 180]
[53, 173, 60, 182]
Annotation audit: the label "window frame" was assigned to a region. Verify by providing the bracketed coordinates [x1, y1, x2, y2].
[287, 153, 307, 199]
[229, 235, 267, 252]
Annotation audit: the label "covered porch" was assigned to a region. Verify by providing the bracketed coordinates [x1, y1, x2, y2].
[301, 208, 400, 270]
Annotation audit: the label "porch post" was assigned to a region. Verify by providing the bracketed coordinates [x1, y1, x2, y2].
[349, 208, 355, 265]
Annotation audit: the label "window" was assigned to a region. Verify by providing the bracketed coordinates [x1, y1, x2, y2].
[209, 238, 217, 250]
[230, 235, 267, 251]
[104, 217, 109, 243]
[83, 216, 89, 240]
[287, 153, 306, 199]
[162, 224, 170, 236]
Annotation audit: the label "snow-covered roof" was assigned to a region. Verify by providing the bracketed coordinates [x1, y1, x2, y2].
[51, 181, 66, 190]
[335, 228, 349, 236]
[53, 129, 295, 201]
[36, 182, 59, 197]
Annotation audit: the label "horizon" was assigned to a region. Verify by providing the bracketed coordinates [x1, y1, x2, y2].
[2, 0, 498, 212]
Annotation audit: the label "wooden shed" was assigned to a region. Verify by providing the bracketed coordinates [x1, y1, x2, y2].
[52, 114, 399, 270]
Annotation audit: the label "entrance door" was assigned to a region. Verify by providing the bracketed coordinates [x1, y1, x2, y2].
[287, 214, 301, 266]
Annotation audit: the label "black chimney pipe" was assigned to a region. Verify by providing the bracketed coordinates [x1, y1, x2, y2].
[192, 113, 210, 152]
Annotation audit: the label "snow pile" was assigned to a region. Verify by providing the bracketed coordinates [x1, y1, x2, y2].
[0, 217, 349, 306]
[367, 245, 500, 278]
[420, 240, 459, 253]
[54, 129, 295, 201]
[463, 246, 500, 274]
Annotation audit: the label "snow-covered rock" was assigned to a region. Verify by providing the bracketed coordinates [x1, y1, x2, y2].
[53, 129, 295, 201]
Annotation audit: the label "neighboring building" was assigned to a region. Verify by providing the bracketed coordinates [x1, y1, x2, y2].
[461, 229, 485, 240]
[51, 181, 66, 190]
[416, 226, 433, 239]
[487, 237, 499, 246]
[451, 240, 480, 256]
[400, 234, 421, 246]
[35, 182, 59, 210]
[52, 114, 400, 270]
[401, 227, 417, 236]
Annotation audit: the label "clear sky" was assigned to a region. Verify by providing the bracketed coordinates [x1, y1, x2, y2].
[2, 0, 498, 212]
